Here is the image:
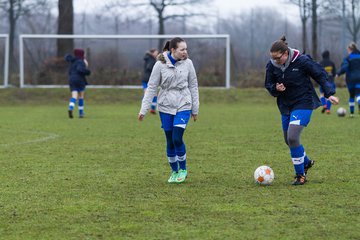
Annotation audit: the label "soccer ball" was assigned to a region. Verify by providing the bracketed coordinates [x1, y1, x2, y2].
[337, 107, 346, 117]
[254, 165, 274, 185]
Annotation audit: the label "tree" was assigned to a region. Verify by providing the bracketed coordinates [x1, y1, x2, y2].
[346, 0, 360, 42]
[289, 0, 311, 53]
[0, 0, 49, 74]
[106, 0, 212, 51]
[57, 0, 73, 57]
[311, 0, 319, 59]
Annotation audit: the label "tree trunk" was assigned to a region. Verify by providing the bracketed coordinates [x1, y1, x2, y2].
[57, 0, 74, 57]
[311, 0, 318, 60]
[302, 18, 308, 53]
[158, 11, 165, 51]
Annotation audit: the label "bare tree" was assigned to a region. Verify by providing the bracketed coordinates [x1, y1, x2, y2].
[57, 0, 73, 57]
[106, 0, 212, 51]
[311, 0, 319, 59]
[346, 0, 360, 42]
[0, 0, 49, 74]
[289, 0, 311, 53]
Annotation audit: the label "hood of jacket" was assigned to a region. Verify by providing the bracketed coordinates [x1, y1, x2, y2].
[270, 48, 300, 72]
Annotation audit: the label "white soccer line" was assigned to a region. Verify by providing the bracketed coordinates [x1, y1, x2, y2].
[0, 130, 59, 147]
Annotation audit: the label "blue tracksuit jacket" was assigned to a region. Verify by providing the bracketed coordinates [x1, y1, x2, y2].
[337, 50, 360, 84]
[265, 49, 335, 115]
[65, 54, 91, 90]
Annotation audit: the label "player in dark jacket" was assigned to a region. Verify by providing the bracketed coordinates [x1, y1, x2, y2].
[142, 49, 159, 114]
[265, 36, 339, 185]
[319, 50, 336, 114]
[337, 42, 360, 117]
[65, 48, 91, 119]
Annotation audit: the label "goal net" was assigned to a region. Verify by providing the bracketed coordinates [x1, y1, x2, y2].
[19, 34, 230, 88]
[0, 34, 9, 88]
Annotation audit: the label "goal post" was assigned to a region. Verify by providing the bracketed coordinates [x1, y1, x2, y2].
[19, 34, 230, 89]
[0, 34, 10, 88]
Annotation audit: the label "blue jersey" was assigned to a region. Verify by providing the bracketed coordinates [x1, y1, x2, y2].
[265, 49, 335, 115]
[337, 50, 360, 84]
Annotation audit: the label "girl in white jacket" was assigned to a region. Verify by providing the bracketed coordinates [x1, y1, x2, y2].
[138, 37, 199, 184]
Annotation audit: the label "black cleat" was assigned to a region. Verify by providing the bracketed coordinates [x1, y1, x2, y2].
[304, 160, 314, 175]
[68, 110, 73, 119]
[292, 174, 307, 185]
[321, 107, 326, 113]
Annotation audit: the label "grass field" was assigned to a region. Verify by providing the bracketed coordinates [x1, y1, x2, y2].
[0, 88, 359, 239]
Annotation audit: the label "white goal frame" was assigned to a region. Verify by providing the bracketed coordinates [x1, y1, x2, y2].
[0, 34, 10, 88]
[19, 34, 230, 89]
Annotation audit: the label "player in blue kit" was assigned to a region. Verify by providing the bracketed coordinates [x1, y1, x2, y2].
[65, 49, 91, 119]
[138, 37, 199, 184]
[142, 48, 159, 114]
[337, 42, 360, 117]
[265, 36, 339, 185]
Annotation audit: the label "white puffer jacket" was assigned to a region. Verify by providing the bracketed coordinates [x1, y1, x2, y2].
[139, 52, 199, 116]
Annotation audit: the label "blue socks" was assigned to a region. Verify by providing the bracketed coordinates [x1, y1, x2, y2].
[151, 96, 157, 111]
[290, 145, 305, 175]
[69, 98, 76, 110]
[78, 98, 84, 116]
[349, 98, 355, 114]
[165, 128, 187, 172]
[320, 96, 326, 108]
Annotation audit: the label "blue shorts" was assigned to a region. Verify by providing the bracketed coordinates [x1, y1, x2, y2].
[69, 80, 86, 92]
[159, 110, 191, 131]
[281, 109, 313, 132]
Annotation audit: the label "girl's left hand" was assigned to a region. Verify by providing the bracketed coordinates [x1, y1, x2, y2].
[328, 96, 339, 105]
[138, 114, 145, 121]
[192, 114, 198, 122]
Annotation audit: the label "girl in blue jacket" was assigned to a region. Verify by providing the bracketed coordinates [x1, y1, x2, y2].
[265, 36, 339, 185]
[336, 42, 360, 117]
[65, 49, 91, 119]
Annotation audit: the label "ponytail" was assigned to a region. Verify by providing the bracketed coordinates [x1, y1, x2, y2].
[163, 41, 170, 52]
[270, 35, 288, 53]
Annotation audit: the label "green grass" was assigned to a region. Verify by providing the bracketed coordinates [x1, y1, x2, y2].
[0, 88, 359, 239]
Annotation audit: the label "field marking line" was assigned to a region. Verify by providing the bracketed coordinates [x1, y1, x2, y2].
[0, 129, 60, 147]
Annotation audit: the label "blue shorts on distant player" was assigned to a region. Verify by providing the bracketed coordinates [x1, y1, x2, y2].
[159, 110, 191, 131]
[281, 109, 313, 131]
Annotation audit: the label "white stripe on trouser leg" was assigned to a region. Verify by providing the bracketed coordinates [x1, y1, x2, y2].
[289, 120, 301, 125]
[177, 154, 186, 162]
[168, 156, 176, 163]
[356, 96, 360, 102]
[69, 102, 75, 107]
[78, 106, 84, 110]
[174, 124, 186, 129]
[349, 102, 355, 106]
[292, 156, 305, 165]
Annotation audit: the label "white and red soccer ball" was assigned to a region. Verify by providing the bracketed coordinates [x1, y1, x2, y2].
[254, 165, 275, 185]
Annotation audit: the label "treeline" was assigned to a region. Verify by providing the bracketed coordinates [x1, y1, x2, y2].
[0, 0, 359, 87]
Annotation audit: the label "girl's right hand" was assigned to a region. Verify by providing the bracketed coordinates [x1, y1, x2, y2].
[328, 96, 339, 105]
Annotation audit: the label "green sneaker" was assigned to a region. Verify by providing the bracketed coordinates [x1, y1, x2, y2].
[176, 169, 188, 183]
[168, 171, 178, 183]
